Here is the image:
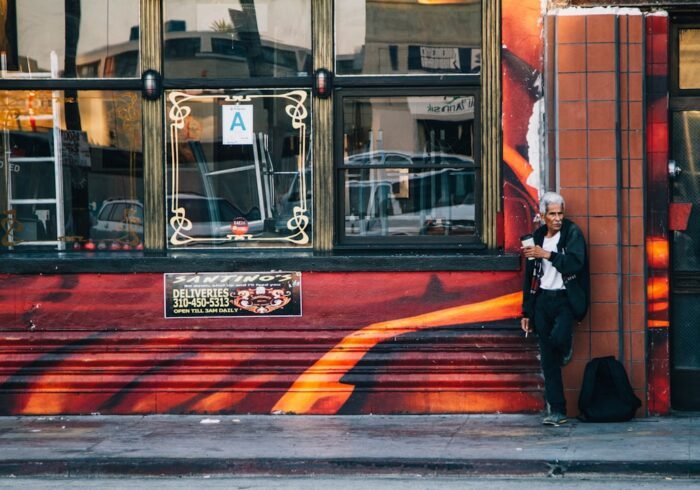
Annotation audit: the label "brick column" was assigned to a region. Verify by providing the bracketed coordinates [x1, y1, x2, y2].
[549, 10, 647, 415]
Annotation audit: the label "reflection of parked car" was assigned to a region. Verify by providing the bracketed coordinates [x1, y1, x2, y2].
[345, 168, 475, 237]
[91, 199, 144, 241]
[168, 193, 263, 239]
[91, 194, 264, 243]
[344, 151, 475, 167]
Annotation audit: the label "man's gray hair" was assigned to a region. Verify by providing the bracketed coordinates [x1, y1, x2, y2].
[539, 191, 565, 215]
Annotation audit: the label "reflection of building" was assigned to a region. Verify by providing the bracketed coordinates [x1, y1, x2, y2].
[77, 27, 312, 79]
[337, 0, 481, 75]
[0, 0, 699, 421]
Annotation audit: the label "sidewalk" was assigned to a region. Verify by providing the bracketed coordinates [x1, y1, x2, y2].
[0, 414, 698, 478]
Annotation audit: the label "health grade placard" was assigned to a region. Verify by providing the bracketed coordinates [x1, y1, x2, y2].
[164, 272, 302, 318]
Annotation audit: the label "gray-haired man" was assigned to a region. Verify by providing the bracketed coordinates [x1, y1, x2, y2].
[521, 192, 589, 426]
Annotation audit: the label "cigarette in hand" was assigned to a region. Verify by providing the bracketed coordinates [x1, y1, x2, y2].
[525, 330, 529, 338]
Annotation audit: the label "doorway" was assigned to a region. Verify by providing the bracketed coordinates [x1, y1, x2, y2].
[669, 15, 700, 410]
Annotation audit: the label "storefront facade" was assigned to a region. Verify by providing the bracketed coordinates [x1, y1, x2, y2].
[0, 0, 696, 416]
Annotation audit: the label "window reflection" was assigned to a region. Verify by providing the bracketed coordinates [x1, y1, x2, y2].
[344, 167, 475, 237]
[341, 94, 477, 241]
[163, 0, 312, 79]
[166, 89, 311, 248]
[0, 0, 140, 79]
[0, 90, 143, 251]
[680, 29, 700, 90]
[671, 112, 700, 271]
[336, 0, 481, 75]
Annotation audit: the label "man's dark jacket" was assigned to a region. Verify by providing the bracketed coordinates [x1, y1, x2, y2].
[521, 218, 589, 322]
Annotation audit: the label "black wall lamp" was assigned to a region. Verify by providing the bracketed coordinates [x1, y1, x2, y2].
[142, 69, 163, 101]
[313, 68, 333, 98]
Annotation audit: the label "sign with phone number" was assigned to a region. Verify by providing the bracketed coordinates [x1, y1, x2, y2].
[164, 272, 302, 318]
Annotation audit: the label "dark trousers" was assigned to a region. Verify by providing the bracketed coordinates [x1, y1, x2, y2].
[533, 290, 574, 414]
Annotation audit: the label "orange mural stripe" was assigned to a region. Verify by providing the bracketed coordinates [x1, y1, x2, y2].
[503, 144, 539, 205]
[647, 301, 669, 313]
[272, 291, 523, 415]
[646, 237, 669, 269]
[647, 279, 669, 302]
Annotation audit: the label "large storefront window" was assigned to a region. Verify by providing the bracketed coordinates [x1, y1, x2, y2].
[163, 0, 313, 249]
[0, 1, 142, 253]
[163, 0, 311, 79]
[0, 0, 491, 258]
[335, 0, 481, 76]
[679, 29, 700, 90]
[0, 90, 143, 250]
[334, 0, 481, 248]
[166, 89, 311, 248]
[2, 0, 140, 79]
[338, 93, 478, 245]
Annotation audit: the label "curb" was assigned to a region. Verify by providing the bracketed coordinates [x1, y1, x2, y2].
[1, 458, 699, 478]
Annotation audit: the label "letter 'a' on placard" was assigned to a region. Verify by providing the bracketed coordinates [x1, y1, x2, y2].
[222, 105, 254, 145]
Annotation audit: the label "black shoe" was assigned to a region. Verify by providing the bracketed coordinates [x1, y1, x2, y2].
[542, 412, 568, 427]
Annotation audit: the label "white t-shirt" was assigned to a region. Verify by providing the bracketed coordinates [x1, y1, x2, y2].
[541, 232, 564, 290]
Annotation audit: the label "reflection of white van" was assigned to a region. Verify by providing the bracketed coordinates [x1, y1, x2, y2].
[91, 199, 144, 241]
[345, 168, 475, 237]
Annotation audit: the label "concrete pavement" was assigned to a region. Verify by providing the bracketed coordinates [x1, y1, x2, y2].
[0, 414, 698, 478]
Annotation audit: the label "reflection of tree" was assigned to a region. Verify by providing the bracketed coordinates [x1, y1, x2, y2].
[114, 92, 142, 246]
[0, 0, 19, 70]
[230, 0, 269, 77]
[64, 0, 88, 239]
[210, 19, 233, 33]
[64, 0, 81, 129]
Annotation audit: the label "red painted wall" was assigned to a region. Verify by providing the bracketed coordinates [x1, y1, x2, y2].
[0, 0, 550, 416]
[0, 272, 543, 415]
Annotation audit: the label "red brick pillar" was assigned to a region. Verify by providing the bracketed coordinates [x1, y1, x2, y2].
[548, 10, 647, 415]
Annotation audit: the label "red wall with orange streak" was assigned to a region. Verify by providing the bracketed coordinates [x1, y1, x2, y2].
[502, 0, 544, 250]
[0, 0, 549, 416]
[0, 271, 544, 415]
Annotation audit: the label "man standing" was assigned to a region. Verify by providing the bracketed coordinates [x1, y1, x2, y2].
[521, 192, 589, 426]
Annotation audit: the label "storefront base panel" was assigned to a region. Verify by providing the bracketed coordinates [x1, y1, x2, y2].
[0, 328, 543, 415]
[0, 390, 544, 416]
[0, 271, 544, 415]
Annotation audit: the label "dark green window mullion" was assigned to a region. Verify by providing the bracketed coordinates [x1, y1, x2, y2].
[313, 0, 333, 252]
[142, 0, 165, 251]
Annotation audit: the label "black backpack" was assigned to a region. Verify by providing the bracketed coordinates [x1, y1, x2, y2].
[578, 356, 642, 422]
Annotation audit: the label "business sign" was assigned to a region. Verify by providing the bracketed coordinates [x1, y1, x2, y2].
[407, 96, 475, 121]
[222, 104, 254, 145]
[408, 46, 481, 74]
[164, 272, 302, 318]
[61, 130, 91, 167]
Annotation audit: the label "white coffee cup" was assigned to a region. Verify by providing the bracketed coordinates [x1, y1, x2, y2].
[521, 234, 535, 260]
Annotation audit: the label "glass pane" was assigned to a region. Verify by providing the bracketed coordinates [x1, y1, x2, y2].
[341, 94, 477, 240]
[336, 0, 481, 75]
[11, 161, 56, 200]
[163, 0, 312, 79]
[343, 95, 477, 163]
[0, 0, 140, 79]
[680, 29, 700, 90]
[344, 167, 476, 237]
[166, 89, 312, 248]
[671, 112, 700, 271]
[0, 90, 143, 251]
